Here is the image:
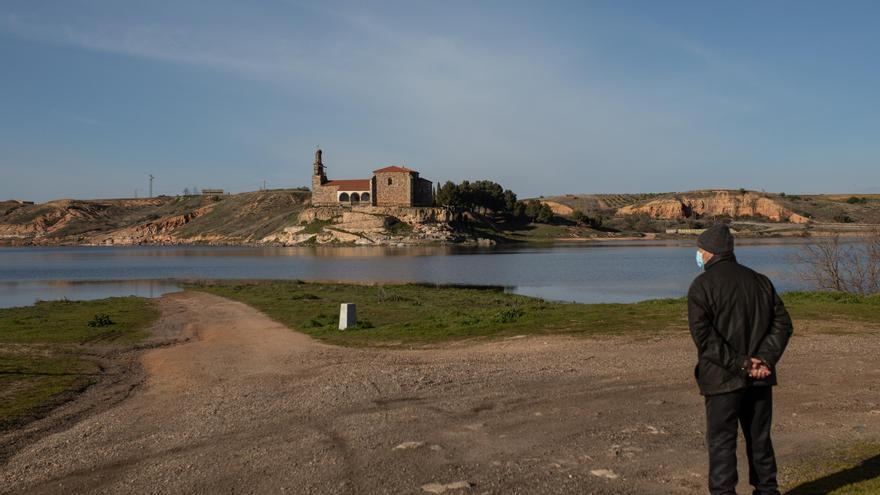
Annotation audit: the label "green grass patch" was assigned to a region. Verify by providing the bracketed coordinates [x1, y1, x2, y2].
[784, 442, 880, 494]
[504, 223, 581, 240]
[0, 297, 159, 429]
[301, 218, 333, 234]
[191, 281, 690, 346]
[0, 354, 97, 428]
[191, 283, 880, 347]
[0, 297, 159, 344]
[782, 291, 880, 324]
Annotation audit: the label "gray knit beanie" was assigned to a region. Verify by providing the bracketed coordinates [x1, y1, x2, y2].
[697, 224, 734, 255]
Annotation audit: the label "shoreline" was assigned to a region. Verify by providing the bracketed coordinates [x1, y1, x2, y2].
[0, 227, 876, 249]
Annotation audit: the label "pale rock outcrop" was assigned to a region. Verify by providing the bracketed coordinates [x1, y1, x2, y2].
[260, 226, 308, 244]
[90, 205, 215, 245]
[297, 206, 451, 225]
[316, 229, 365, 244]
[336, 211, 389, 233]
[262, 205, 461, 246]
[617, 191, 810, 224]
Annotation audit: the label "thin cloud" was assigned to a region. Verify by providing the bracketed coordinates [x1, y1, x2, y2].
[0, 4, 797, 197]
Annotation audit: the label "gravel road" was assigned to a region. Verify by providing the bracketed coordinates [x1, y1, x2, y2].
[1, 291, 878, 494]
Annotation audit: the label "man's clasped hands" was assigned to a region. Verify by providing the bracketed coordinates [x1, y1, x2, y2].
[748, 357, 771, 379]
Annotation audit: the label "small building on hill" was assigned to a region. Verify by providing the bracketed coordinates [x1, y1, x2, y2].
[310, 149, 433, 207]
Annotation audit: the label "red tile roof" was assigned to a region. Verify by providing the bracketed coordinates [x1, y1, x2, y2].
[325, 179, 371, 191]
[373, 165, 416, 174]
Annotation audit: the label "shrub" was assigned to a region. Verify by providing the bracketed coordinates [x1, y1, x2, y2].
[522, 200, 555, 223]
[301, 219, 332, 234]
[494, 307, 525, 323]
[377, 286, 409, 302]
[386, 217, 413, 235]
[458, 315, 482, 326]
[88, 314, 114, 327]
[290, 293, 320, 300]
[571, 209, 605, 228]
[301, 318, 325, 328]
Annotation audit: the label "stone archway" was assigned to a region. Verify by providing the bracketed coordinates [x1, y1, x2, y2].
[351, 192, 361, 203]
[339, 192, 350, 203]
[361, 192, 371, 203]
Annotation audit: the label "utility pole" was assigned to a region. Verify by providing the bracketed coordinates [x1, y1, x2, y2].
[263, 180, 267, 191]
[134, 189, 139, 199]
[149, 175, 154, 198]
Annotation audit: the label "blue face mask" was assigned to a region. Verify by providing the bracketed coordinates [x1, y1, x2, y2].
[696, 250, 705, 270]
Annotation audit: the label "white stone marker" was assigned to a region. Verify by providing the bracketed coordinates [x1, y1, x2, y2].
[339, 303, 357, 330]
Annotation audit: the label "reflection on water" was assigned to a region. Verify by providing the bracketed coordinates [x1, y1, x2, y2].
[0, 280, 182, 308]
[0, 240, 815, 306]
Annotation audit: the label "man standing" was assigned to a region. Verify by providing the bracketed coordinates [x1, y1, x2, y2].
[688, 224, 793, 495]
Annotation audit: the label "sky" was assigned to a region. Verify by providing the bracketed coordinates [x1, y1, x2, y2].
[1, 0, 879, 202]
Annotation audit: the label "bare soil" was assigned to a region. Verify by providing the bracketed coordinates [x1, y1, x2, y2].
[1, 292, 878, 494]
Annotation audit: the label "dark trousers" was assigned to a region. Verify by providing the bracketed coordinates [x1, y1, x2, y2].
[704, 386, 779, 495]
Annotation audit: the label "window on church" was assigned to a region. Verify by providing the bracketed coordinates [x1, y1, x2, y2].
[339, 192, 350, 202]
[387, 178, 393, 185]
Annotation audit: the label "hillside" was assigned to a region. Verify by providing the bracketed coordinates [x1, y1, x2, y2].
[2, 189, 878, 247]
[0, 190, 472, 246]
[0, 190, 312, 246]
[540, 193, 666, 214]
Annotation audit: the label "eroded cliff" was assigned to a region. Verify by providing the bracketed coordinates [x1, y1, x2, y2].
[617, 191, 810, 223]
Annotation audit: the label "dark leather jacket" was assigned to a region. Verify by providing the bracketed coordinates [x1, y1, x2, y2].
[687, 253, 793, 396]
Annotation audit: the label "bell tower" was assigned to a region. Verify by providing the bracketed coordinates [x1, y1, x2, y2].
[312, 147, 327, 188]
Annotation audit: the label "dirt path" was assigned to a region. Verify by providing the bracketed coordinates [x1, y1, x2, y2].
[1, 292, 879, 494]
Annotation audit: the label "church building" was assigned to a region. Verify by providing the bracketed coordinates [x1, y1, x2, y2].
[310, 149, 433, 207]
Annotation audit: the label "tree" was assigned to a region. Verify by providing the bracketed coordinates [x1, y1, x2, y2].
[503, 190, 518, 213]
[794, 231, 880, 295]
[522, 200, 554, 223]
[435, 181, 461, 207]
[434, 180, 521, 216]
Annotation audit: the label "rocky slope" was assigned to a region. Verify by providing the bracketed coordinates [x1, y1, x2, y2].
[545, 190, 880, 225]
[261, 206, 465, 245]
[0, 191, 313, 246]
[617, 191, 810, 223]
[0, 191, 467, 246]
[0, 198, 170, 241]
